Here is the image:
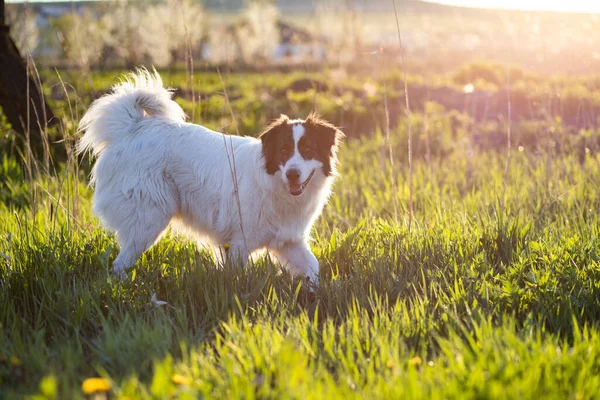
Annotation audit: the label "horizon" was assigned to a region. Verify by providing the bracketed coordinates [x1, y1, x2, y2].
[5, 0, 600, 14]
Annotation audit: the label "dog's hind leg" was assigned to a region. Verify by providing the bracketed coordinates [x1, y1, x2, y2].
[110, 203, 173, 279]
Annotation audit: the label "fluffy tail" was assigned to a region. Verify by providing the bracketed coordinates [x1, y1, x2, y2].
[77, 69, 185, 156]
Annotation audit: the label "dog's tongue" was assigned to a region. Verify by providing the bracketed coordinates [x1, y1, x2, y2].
[289, 183, 302, 195]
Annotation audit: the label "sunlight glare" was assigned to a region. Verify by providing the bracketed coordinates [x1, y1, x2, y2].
[426, 0, 600, 13]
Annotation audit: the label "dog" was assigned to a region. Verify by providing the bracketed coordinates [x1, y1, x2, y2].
[77, 70, 343, 284]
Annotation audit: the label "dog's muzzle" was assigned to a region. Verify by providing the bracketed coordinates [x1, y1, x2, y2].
[288, 170, 315, 196]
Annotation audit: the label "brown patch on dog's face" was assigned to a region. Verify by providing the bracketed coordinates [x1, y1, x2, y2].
[259, 114, 294, 175]
[260, 113, 344, 178]
[303, 112, 344, 176]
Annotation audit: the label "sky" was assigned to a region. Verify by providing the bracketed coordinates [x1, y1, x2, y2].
[424, 0, 600, 13]
[6, 0, 600, 13]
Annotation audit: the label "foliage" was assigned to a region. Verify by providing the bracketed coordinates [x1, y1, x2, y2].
[6, 5, 39, 55]
[51, 10, 109, 70]
[8, 1, 600, 74]
[313, 2, 365, 63]
[2, 67, 600, 398]
[49, 0, 205, 68]
[238, 1, 280, 63]
[137, 0, 205, 67]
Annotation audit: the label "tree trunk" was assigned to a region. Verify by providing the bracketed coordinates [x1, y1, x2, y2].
[0, 1, 64, 161]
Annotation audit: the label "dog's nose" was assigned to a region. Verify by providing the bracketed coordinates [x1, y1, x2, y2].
[286, 169, 301, 182]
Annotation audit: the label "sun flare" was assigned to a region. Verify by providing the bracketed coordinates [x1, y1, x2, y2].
[427, 0, 600, 13]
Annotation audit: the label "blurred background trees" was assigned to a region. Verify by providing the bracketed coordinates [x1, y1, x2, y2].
[0, 0, 59, 160]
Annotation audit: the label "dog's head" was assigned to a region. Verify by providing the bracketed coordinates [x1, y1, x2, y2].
[260, 113, 344, 196]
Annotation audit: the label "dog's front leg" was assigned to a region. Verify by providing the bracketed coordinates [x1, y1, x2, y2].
[273, 241, 319, 285]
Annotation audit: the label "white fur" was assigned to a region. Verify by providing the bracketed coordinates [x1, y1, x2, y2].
[280, 123, 323, 188]
[77, 70, 334, 283]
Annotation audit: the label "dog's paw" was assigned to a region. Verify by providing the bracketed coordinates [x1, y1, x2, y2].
[111, 265, 128, 280]
[305, 274, 319, 292]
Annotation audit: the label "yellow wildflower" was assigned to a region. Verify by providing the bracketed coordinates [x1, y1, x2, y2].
[171, 374, 191, 386]
[10, 356, 22, 367]
[408, 356, 422, 366]
[82, 377, 111, 394]
[224, 244, 231, 251]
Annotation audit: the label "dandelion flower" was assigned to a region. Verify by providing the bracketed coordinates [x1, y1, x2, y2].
[171, 374, 191, 385]
[82, 377, 111, 394]
[10, 356, 22, 367]
[408, 356, 422, 366]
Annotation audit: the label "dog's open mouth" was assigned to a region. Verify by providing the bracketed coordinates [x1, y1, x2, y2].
[289, 171, 315, 196]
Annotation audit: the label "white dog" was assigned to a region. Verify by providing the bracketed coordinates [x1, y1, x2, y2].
[78, 70, 343, 283]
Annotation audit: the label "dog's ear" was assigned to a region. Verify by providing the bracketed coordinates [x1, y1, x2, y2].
[304, 112, 344, 176]
[259, 114, 289, 142]
[305, 111, 344, 150]
[259, 114, 290, 175]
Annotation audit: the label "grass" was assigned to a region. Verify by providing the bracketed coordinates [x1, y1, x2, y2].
[2, 68, 600, 398]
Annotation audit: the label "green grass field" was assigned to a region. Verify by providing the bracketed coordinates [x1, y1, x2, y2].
[2, 67, 600, 399]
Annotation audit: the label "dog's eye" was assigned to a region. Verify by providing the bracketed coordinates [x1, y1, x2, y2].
[280, 148, 289, 158]
[303, 148, 315, 159]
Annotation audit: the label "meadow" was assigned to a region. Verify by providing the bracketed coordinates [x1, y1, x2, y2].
[1, 64, 600, 399]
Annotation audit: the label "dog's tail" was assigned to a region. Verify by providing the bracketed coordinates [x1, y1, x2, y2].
[77, 68, 185, 156]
